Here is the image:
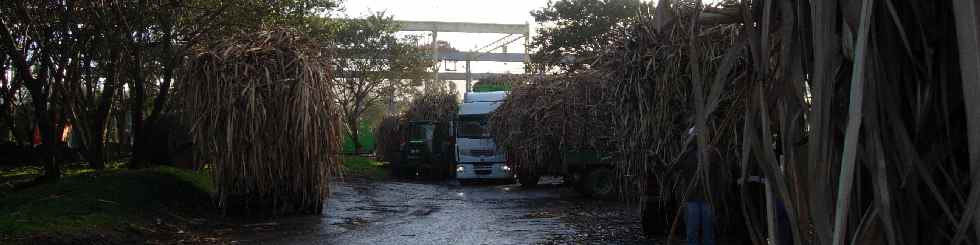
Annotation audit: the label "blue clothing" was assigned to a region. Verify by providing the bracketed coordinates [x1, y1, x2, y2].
[776, 199, 793, 245]
[686, 200, 716, 245]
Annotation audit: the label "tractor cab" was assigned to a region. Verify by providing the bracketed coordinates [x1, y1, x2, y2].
[394, 120, 454, 179]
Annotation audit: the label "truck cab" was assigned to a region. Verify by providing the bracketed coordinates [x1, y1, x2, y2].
[454, 91, 514, 183]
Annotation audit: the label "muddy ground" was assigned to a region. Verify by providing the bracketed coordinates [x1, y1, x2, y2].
[225, 177, 662, 245]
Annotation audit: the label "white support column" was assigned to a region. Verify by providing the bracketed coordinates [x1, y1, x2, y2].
[465, 59, 472, 92]
[524, 21, 531, 74]
[430, 30, 439, 91]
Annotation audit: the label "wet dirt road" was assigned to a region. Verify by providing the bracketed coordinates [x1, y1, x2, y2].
[231, 178, 654, 245]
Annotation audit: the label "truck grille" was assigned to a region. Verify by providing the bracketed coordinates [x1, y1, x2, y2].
[470, 149, 494, 156]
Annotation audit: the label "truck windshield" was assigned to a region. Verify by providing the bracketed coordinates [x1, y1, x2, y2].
[457, 115, 490, 139]
[408, 124, 435, 141]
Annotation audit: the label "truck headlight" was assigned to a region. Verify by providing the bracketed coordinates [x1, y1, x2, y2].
[456, 166, 465, 172]
[501, 165, 511, 171]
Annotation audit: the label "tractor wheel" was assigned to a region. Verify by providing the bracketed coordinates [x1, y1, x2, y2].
[392, 165, 409, 178]
[518, 172, 540, 188]
[583, 167, 617, 200]
[572, 174, 589, 195]
[641, 198, 667, 236]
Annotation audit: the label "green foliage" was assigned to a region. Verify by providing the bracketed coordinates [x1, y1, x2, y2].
[342, 121, 377, 154]
[529, 0, 651, 72]
[472, 74, 528, 91]
[340, 155, 388, 180]
[0, 167, 213, 236]
[473, 83, 512, 92]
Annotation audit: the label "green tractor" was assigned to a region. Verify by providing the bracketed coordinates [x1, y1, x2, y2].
[391, 121, 455, 180]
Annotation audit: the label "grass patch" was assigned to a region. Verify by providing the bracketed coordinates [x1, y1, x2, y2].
[340, 155, 388, 180]
[0, 166, 214, 240]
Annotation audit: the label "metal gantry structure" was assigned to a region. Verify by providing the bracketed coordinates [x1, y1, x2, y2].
[396, 20, 530, 92]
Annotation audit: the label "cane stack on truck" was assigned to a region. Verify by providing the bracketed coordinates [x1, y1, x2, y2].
[488, 74, 620, 199]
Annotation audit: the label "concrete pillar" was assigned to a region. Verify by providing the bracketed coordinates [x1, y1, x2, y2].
[430, 30, 439, 91]
[465, 60, 472, 92]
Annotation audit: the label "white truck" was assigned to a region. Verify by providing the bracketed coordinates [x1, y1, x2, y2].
[454, 91, 514, 184]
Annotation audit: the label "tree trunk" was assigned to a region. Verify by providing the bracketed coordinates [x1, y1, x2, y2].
[116, 103, 129, 153]
[34, 64, 61, 181]
[128, 48, 147, 168]
[0, 60, 15, 142]
[348, 117, 363, 154]
[0, 103, 12, 142]
[85, 58, 118, 170]
[86, 101, 112, 169]
[38, 119, 61, 181]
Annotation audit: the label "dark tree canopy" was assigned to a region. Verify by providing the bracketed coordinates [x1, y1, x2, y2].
[0, 0, 341, 179]
[529, 0, 651, 72]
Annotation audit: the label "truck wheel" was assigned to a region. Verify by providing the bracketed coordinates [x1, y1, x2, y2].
[572, 176, 588, 195]
[391, 165, 406, 178]
[583, 167, 616, 200]
[641, 198, 665, 236]
[518, 173, 540, 188]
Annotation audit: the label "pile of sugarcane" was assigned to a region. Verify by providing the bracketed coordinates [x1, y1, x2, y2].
[176, 28, 342, 216]
[489, 73, 617, 175]
[598, 0, 980, 243]
[402, 89, 459, 123]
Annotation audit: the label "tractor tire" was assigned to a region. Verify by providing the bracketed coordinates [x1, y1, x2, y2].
[572, 175, 589, 195]
[583, 167, 617, 200]
[518, 173, 540, 188]
[391, 165, 407, 178]
[641, 198, 667, 237]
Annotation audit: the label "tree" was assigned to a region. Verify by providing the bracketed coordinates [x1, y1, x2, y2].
[0, 53, 20, 142]
[528, 0, 651, 72]
[331, 13, 433, 154]
[0, 1, 74, 181]
[0, 0, 341, 181]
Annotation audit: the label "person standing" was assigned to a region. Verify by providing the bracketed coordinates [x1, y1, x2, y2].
[686, 194, 715, 245]
[679, 142, 724, 245]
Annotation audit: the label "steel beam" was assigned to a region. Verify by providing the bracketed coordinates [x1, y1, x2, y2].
[334, 72, 514, 81]
[439, 52, 525, 62]
[438, 72, 510, 81]
[397, 20, 527, 34]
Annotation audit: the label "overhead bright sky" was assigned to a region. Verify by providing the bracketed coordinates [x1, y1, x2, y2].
[338, 0, 552, 85]
[340, 0, 550, 24]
